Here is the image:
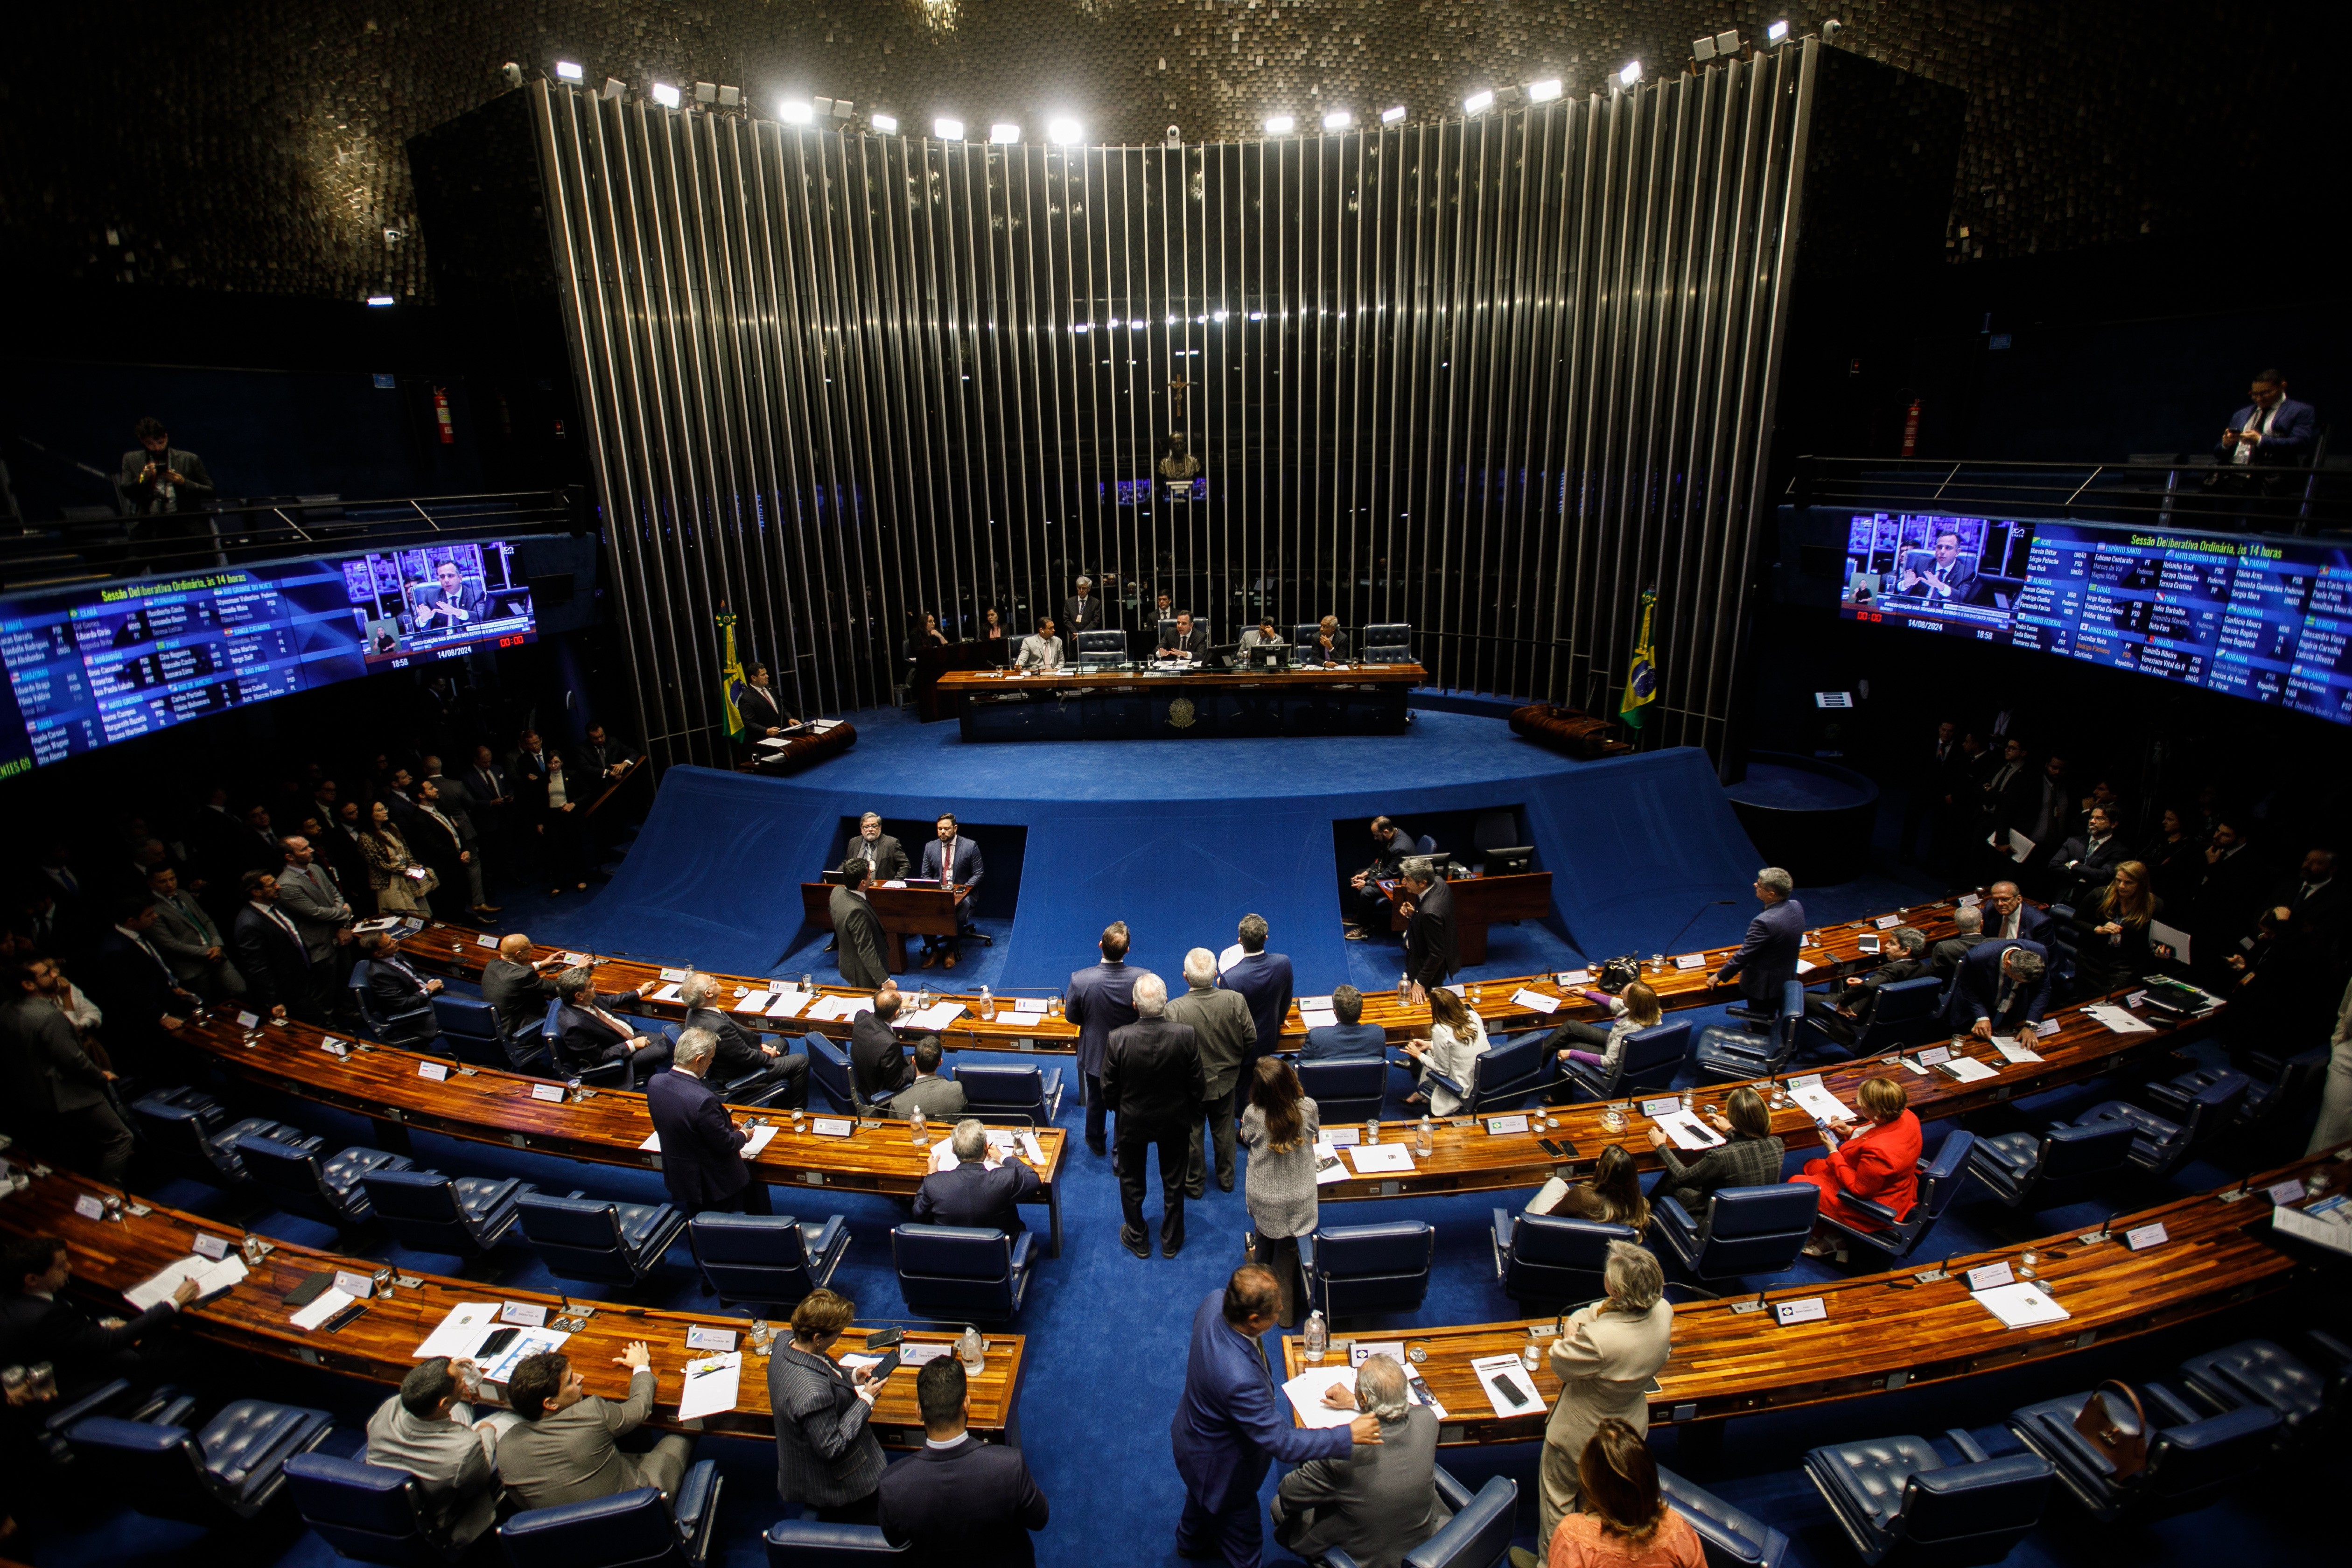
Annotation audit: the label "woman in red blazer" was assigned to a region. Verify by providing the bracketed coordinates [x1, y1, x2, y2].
[1790, 1075, 1921, 1253]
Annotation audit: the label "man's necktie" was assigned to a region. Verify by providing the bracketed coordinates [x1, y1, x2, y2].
[942, 842, 953, 884]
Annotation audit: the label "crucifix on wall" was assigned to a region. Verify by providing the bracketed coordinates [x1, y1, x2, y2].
[1168, 376, 1188, 420]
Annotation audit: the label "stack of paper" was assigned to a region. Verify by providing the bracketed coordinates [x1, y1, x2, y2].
[1281, 1365, 1360, 1428]
[648, 982, 686, 1003]
[733, 993, 776, 1015]
[1470, 1353, 1543, 1419]
[765, 992, 813, 1020]
[481, 1327, 570, 1383]
[903, 1001, 968, 1031]
[678, 1352, 743, 1421]
[2273, 1203, 2352, 1257]
[1789, 1083, 1852, 1123]
[1300, 1008, 1339, 1030]
[1970, 1281, 2070, 1329]
[290, 1288, 355, 1330]
[2082, 1005, 2157, 1036]
[1314, 1144, 1350, 1185]
[1651, 1109, 1726, 1151]
[1511, 988, 1561, 1014]
[805, 995, 860, 1022]
[1936, 1056, 1999, 1084]
[1347, 1143, 1415, 1176]
[1988, 1036, 2044, 1065]
[413, 1302, 504, 1358]
[124, 1253, 247, 1311]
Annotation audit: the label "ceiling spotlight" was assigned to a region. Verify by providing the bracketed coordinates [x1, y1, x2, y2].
[1766, 20, 1791, 45]
[601, 78, 625, 102]
[1165, 125, 1183, 147]
[554, 60, 584, 82]
[1527, 78, 1562, 103]
[870, 112, 899, 134]
[1323, 109, 1353, 131]
[1463, 89, 1495, 116]
[1717, 30, 1741, 53]
[1381, 105, 1407, 124]
[934, 117, 966, 140]
[815, 96, 835, 117]
[832, 99, 854, 119]
[716, 85, 741, 107]
[365, 295, 395, 308]
[651, 82, 680, 109]
[694, 82, 717, 105]
[780, 99, 814, 124]
[989, 122, 1021, 144]
[1264, 114, 1295, 135]
[1693, 36, 1718, 61]
[501, 62, 523, 89]
[1823, 19, 1844, 43]
[1616, 61, 1642, 89]
[1047, 117, 1083, 144]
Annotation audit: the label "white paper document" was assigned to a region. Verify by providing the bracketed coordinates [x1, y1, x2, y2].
[1470, 1353, 1543, 1419]
[733, 994, 774, 1015]
[2272, 1203, 2352, 1256]
[678, 1352, 743, 1421]
[1347, 1142, 1415, 1176]
[1796, 959, 1818, 976]
[1510, 988, 1561, 1015]
[1971, 1281, 2070, 1330]
[481, 1327, 571, 1383]
[1281, 1365, 1360, 1429]
[1989, 1035, 2044, 1065]
[2149, 920, 2192, 965]
[903, 1002, 968, 1031]
[290, 1288, 355, 1330]
[649, 983, 685, 1003]
[2082, 1005, 2156, 1036]
[765, 992, 814, 1020]
[742, 1124, 779, 1159]
[639, 1132, 663, 1151]
[1313, 1144, 1351, 1185]
[1936, 1056, 2000, 1084]
[413, 1302, 504, 1359]
[1790, 1084, 1852, 1123]
[124, 1253, 246, 1311]
[1651, 1109, 1726, 1151]
[1300, 1009, 1339, 1030]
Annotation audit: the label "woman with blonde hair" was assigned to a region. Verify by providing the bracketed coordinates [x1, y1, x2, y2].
[1529, 1240, 1674, 1553]
[1399, 985, 1488, 1114]
[2067, 858, 2165, 994]
[1541, 981, 1663, 1100]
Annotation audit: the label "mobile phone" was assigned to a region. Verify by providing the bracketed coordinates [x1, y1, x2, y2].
[322, 1301, 371, 1333]
[1859, 934, 1882, 955]
[867, 1346, 903, 1381]
[476, 1326, 522, 1359]
[863, 1327, 904, 1351]
[1489, 1373, 1531, 1409]
[1407, 1374, 1438, 1407]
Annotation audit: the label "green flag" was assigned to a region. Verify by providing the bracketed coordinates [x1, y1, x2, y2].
[716, 608, 747, 744]
[1619, 589, 1658, 730]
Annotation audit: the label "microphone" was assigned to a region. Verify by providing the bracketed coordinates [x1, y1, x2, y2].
[1662, 899, 1737, 956]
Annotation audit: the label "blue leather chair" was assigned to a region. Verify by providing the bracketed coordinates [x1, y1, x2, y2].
[763, 1519, 910, 1562]
[1360, 624, 1414, 665]
[360, 1167, 530, 1260]
[803, 1030, 857, 1112]
[516, 1191, 688, 1289]
[497, 1463, 721, 1568]
[234, 1133, 412, 1226]
[1962, 1119, 2136, 1211]
[1793, 974, 1946, 1063]
[25, 1377, 191, 1469]
[1812, 1129, 1975, 1266]
[1303, 1221, 1435, 1319]
[2227, 1043, 2331, 1128]
[129, 1087, 299, 1185]
[954, 1060, 1065, 1123]
[2177, 1331, 2351, 1446]
[432, 993, 545, 1072]
[1321, 1470, 1515, 1568]
[2073, 1072, 2247, 1176]
[1490, 1210, 1635, 1308]
[283, 1451, 466, 1565]
[1651, 1183, 1818, 1291]
[1554, 1020, 1687, 1102]
[1409, 1031, 1551, 1115]
[352, 960, 441, 1049]
[1693, 981, 1807, 1083]
[1296, 1057, 1389, 1123]
[1803, 1428, 2052, 1565]
[2006, 1381, 2277, 1522]
[687, 1211, 849, 1309]
[66, 1397, 333, 1524]
[1657, 1464, 1791, 1568]
[543, 998, 627, 1085]
[890, 1223, 1039, 1321]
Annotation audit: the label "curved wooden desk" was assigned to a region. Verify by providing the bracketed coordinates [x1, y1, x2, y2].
[177, 1011, 1070, 1255]
[1285, 1147, 2349, 1443]
[0, 1171, 1025, 1448]
[751, 720, 856, 775]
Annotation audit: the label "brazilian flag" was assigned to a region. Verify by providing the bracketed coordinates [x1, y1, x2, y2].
[716, 608, 747, 744]
[1619, 589, 1658, 730]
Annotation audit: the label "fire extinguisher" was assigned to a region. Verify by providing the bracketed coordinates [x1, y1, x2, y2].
[1899, 397, 1921, 458]
[432, 385, 455, 445]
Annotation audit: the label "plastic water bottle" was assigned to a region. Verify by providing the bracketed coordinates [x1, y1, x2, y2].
[1397, 972, 1412, 1003]
[1415, 1116, 1434, 1157]
[1303, 1310, 1328, 1365]
[958, 1324, 986, 1372]
[980, 985, 994, 1020]
[910, 1106, 927, 1146]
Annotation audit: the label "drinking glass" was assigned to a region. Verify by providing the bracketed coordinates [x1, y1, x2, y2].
[790, 1107, 806, 1136]
[2017, 1250, 2041, 1281]
[1365, 1119, 1381, 1146]
[1, 1367, 26, 1400]
[27, 1363, 55, 1400]
[1519, 1341, 1542, 1374]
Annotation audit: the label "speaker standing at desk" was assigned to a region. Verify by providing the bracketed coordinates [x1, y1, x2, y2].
[831, 864, 891, 991]
[841, 815, 910, 883]
[919, 815, 983, 969]
[645, 1028, 773, 1217]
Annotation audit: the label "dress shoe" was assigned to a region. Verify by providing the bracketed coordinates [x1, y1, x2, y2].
[1086, 1141, 1107, 1156]
[943, 951, 957, 969]
[1121, 1228, 1151, 1260]
[1343, 926, 1369, 942]
[1218, 1176, 1234, 1193]
[473, 903, 504, 916]
[1162, 1237, 1184, 1259]
[821, 938, 839, 953]
[919, 950, 939, 968]
[1185, 1187, 1205, 1201]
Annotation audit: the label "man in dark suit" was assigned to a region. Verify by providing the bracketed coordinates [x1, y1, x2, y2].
[1344, 817, 1411, 939]
[231, 870, 323, 1023]
[2, 959, 134, 1184]
[2194, 819, 2268, 974]
[1273, 1354, 1450, 1568]
[1981, 880, 2052, 945]
[1807, 926, 1932, 1045]
[1894, 525, 1981, 607]
[644, 1029, 773, 1216]
[356, 930, 443, 1048]
[679, 972, 807, 1107]
[2217, 370, 2318, 468]
[1061, 575, 1106, 645]
[0, 1234, 196, 1394]
[1978, 737, 2037, 872]
[877, 1358, 1050, 1566]
[1299, 615, 1351, 667]
[509, 730, 553, 886]
[918, 814, 983, 968]
[554, 965, 673, 1086]
[840, 813, 910, 881]
[849, 985, 916, 1110]
[1927, 905, 1985, 981]
[579, 723, 637, 785]
[1301, 985, 1388, 1060]
[1398, 860, 1457, 1003]
[1950, 939, 2051, 1037]
[411, 559, 488, 632]
[481, 933, 563, 1058]
[465, 744, 516, 886]
[85, 897, 202, 1059]
[1717, 867, 1806, 1014]
[2270, 847, 2344, 939]
[1104, 973, 1204, 1260]
[402, 782, 474, 920]
[1068, 922, 1140, 1155]
[1157, 610, 1211, 662]
[1900, 719, 1961, 865]
[736, 663, 795, 744]
[1219, 914, 1293, 1113]
[914, 1118, 1043, 1235]
[2050, 803, 2129, 908]
[831, 861, 891, 989]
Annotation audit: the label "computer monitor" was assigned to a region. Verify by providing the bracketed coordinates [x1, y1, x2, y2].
[1243, 643, 1290, 671]
[1481, 845, 1535, 876]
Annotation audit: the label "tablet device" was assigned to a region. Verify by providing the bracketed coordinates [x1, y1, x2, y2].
[283, 1271, 337, 1309]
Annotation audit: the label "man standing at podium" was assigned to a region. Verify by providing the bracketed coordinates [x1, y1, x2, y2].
[919, 814, 983, 970]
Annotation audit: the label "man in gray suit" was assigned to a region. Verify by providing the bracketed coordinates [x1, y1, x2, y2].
[1165, 946, 1254, 1197]
[831, 861, 891, 990]
[889, 1037, 967, 1122]
[1272, 1354, 1451, 1568]
[362, 1356, 504, 1550]
[275, 837, 355, 965]
[497, 1342, 695, 1511]
[3, 958, 135, 1185]
[144, 865, 244, 999]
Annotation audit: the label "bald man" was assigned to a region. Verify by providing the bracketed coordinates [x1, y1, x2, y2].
[482, 933, 565, 1062]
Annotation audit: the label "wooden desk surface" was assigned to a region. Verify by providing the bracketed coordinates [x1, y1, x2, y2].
[0, 1173, 1023, 1447]
[1314, 983, 2222, 1202]
[936, 662, 1428, 692]
[1285, 1147, 2348, 1442]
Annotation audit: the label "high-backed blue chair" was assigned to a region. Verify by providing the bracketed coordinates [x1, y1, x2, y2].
[2072, 1072, 2247, 1176]
[497, 1464, 721, 1568]
[687, 1211, 849, 1309]
[1963, 1119, 2136, 1212]
[1555, 1020, 1687, 1102]
[1319, 1471, 1514, 1568]
[1360, 624, 1414, 664]
[1803, 1428, 2053, 1566]
[891, 1224, 1038, 1321]
[1657, 1464, 1792, 1568]
[360, 1168, 529, 1260]
[1409, 1032, 1550, 1115]
[516, 1191, 687, 1289]
[283, 1451, 467, 1565]
[763, 1519, 910, 1563]
[1693, 981, 1807, 1082]
[1651, 1183, 1818, 1292]
[1303, 1221, 1435, 1320]
[66, 1397, 334, 1524]
[432, 993, 544, 1073]
[2006, 1381, 2276, 1522]
[1813, 1129, 1975, 1266]
[954, 1060, 1064, 1123]
[130, 1087, 297, 1186]
[1297, 1057, 1388, 1123]
[351, 959, 441, 1049]
[803, 1031, 857, 1112]
[2228, 1043, 2331, 1129]
[2177, 1332, 2351, 1447]
[542, 998, 626, 1084]
[1490, 1210, 1635, 1308]
[235, 1133, 411, 1227]
[1794, 974, 1946, 1063]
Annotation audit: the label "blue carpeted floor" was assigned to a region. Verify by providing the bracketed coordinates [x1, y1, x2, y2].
[16, 713, 2341, 1568]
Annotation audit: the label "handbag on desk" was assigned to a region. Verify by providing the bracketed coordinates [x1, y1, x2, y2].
[2070, 1380, 2149, 1477]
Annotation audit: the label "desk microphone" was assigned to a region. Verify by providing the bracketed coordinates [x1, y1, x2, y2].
[1661, 900, 1737, 956]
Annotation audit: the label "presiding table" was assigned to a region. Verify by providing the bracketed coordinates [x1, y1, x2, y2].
[0, 1171, 1027, 1448]
[937, 661, 1427, 739]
